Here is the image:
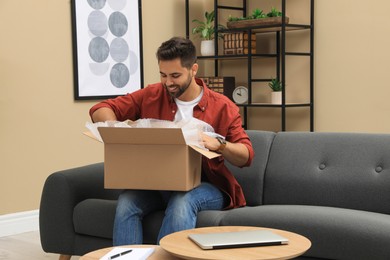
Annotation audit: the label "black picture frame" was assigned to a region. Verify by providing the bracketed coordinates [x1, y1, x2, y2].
[71, 0, 144, 100]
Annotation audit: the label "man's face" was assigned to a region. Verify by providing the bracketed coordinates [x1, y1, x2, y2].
[159, 58, 194, 99]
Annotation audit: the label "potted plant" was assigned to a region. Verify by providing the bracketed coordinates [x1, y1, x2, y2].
[227, 7, 289, 29]
[267, 7, 283, 17]
[268, 78, 283, 104]
[192, 10, 225, 56]
[228, 8, 267, 22]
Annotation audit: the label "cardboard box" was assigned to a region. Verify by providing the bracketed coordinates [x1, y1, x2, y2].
[85, 127, 220, 191]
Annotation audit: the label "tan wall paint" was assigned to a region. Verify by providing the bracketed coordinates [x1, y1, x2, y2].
[315, 0, 390, 133]
[1, 0, 390, 214]
[0, 0, 184, 215]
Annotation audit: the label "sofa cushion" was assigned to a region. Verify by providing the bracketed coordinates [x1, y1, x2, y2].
[225, 130, 275, 206]
[196, 210, 230, 227]
[219, 205, 390, 260]
[264, 132, 390, 214]
[74, 199, 117, 239]
[73, 198, 164, 243]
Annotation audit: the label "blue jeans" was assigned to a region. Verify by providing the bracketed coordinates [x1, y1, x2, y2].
[113, 182, 227, 245]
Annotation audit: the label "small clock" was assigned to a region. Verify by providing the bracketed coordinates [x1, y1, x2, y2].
[232, 86, 248, 104]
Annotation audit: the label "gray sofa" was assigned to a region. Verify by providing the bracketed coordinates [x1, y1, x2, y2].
[40, 131, 390, 259]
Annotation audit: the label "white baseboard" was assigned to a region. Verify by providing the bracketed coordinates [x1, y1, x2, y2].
[0, 210, 39, 237]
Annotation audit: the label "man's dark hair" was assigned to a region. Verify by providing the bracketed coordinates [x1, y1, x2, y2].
[156, 37, 197, 69]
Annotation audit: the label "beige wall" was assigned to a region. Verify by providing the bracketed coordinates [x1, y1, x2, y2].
[1, 0, 390, 215]
[316, 1, 390, 133]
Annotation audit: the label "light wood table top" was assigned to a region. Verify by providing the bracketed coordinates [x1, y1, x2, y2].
[80, 244, 179, 260]
[159, 226, 311, 260]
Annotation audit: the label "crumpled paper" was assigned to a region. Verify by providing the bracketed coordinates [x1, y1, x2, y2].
[85, 120, 130, 142]
[85, 118, 224, 150]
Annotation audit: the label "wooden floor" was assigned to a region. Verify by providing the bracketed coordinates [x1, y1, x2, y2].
[0, 231, 80, 260]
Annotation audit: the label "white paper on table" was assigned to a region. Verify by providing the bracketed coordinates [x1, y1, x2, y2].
[99, 247, 155, 260]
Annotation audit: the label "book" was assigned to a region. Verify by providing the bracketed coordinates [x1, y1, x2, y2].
[223, 32, 256, 55]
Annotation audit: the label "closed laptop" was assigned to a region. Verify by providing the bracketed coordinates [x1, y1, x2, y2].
[188, 229, 289, 250]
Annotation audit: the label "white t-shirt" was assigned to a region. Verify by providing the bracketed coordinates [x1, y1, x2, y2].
[174, 89, 204, 122]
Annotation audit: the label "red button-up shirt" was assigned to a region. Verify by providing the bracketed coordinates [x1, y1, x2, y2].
[89, 79, 254, 209]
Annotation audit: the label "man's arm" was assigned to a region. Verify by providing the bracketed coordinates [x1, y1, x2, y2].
[91, 107, 117, 122]
[201, 134, 249, 167]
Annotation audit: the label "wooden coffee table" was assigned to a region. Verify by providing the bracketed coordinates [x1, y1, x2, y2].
[79, 244, 179, 260]
[159, 226, 311, 260]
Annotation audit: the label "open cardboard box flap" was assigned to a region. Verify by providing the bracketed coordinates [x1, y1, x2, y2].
[84, 127, 220, 159]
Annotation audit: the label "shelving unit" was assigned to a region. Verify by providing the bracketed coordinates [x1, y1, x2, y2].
[185, 0, 314, 131]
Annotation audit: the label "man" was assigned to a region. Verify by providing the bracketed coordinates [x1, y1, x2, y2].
[89, 37, 254, 245]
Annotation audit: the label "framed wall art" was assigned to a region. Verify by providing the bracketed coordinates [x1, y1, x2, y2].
[71, 0, 143, 100]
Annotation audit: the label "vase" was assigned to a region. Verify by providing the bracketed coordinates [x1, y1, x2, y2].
[271, 91, 282, 104]
[200, 40, 215, 56]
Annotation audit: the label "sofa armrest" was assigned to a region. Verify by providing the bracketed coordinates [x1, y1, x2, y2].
[39, 162, 121, 254]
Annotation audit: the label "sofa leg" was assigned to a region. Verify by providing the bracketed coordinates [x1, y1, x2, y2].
[59, 255, 72, 260]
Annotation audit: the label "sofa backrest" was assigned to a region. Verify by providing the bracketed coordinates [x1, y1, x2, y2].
[263, 132, 390, 214]
[225, 130, 276, 206]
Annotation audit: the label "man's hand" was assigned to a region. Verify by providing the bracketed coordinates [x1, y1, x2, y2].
[91, 107, 117, 122]
[201, 133, 249, 167]
[201, 134, 222, 152]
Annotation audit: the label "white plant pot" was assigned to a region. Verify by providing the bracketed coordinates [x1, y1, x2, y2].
[271, 91, 282, 104]
[200, 40, 215, 56]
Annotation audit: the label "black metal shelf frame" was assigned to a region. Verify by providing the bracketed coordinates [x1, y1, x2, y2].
[185, 0, 314, 131]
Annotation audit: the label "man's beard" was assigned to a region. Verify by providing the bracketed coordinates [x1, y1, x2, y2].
[165, 75, 192, 99]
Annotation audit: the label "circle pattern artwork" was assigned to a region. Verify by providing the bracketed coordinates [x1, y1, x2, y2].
[108, 12, 128, 37]
[128, 50, 139, 75]
[83, 0, 134, 93]
[89, 63, 110, 76]
[89, 37, 110, 63]
[87, 0, 106, 10]
[87, 11, 108, 37]
[110, 63, 130, 88]
[110, 38, 129, 63]
[107, 0, 127, 11]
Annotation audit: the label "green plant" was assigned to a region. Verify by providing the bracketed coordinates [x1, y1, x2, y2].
[228, 7, 283, 22]
[268, 78, 283, 92]
[250, 8, 267, 19]
[267, 7, 283, 17]
[192, 10, 225, 40]
[227, 15, 245, 22]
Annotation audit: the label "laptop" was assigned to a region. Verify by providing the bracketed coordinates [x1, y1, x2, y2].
[188, 229, 289, 250]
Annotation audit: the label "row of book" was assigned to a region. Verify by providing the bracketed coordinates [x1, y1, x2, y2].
[223, 32, 256, 55]
[199, 76, 235, 101]
[199, 77, 225, 94]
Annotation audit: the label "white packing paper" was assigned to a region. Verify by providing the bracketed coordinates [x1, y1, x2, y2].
[86, 118, 225, 150]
